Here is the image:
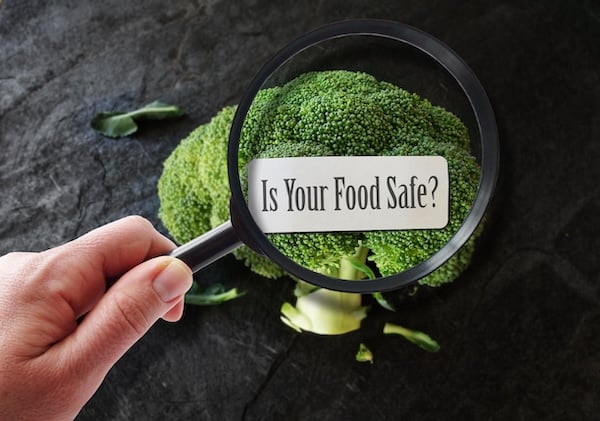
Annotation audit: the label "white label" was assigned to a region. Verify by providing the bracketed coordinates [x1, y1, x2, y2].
[247, 156, 449, 233]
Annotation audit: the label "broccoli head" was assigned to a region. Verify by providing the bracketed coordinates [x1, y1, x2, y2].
[158, 69, 482, 287]
[240, 70, 482, 284]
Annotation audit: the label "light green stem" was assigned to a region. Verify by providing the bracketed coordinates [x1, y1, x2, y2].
[339, 246, 370, 280]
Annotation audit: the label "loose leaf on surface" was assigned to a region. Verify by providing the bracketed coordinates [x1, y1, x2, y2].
[91, 101, 184, 138]
[383, 322, 440, 352]
[355, 343, 374, 364]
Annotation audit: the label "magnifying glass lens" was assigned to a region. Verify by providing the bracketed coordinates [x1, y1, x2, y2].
[226, 21, 498, 293]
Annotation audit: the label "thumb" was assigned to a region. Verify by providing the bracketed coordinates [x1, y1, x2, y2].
[62, 256, 192, 377]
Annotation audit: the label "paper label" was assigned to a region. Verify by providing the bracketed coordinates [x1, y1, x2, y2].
[247, 156, 449, 233]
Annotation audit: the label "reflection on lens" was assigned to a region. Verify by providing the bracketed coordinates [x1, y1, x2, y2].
[240, 68, 481, 285]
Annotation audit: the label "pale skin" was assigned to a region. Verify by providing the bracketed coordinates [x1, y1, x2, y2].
[0, 216, 193, 419]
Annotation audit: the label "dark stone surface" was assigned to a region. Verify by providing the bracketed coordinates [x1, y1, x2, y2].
[1, 1, 599, 420]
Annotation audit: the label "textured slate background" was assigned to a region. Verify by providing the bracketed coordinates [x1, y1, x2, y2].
[1, 1, 599, 420]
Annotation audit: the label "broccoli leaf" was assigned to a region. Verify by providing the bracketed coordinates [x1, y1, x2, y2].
[185, 282, 244, 306]
[91, 100, 184, 138]
[355, 343, 374, 364]
[383, 322, 440, 352]
[346, 256, 396, 312]
[346, 256, 375, 280]
[372, 292, 396, 311]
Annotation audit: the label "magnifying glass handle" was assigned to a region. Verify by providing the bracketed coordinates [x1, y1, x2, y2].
[169, 220, 242, 273]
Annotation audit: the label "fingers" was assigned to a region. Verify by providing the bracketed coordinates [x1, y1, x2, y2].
[57, 256, 192, 380]
[162, 298, 185, 322]
[0, 216, 193, 417]
[55, 215, 176, 277]
[39, 215, 177, 319]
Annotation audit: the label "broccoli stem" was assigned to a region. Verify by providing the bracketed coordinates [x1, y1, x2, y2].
[339, 246, 370, 280]
[286, 245, 371, 335]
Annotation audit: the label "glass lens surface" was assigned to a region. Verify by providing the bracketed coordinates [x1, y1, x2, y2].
[231, 26, 493, 292]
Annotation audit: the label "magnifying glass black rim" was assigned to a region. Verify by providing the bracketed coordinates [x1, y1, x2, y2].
[228, 18, 499, 293]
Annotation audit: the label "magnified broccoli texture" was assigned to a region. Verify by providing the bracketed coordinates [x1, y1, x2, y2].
[158, 70, 481, 288]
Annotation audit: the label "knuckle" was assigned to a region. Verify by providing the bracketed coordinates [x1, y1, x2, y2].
[124, 215, 154, 233]
[111, 290, 155, 337]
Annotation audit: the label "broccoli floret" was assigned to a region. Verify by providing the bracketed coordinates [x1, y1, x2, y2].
[240, 71, 428, 162]
[158, 106, 235, 243]
[365, 140, 480, 286]
[158, 105, 286, 279]
[157, 121, 213, 244]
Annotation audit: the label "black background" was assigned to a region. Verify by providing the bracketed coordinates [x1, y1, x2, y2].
[1, 1, 598, 420]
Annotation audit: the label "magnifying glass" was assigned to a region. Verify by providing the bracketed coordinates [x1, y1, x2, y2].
[170, 19, 499, 293]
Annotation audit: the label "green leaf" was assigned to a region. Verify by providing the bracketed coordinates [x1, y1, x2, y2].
[184, 282, 244, 306]
[383, 322, 440, 353]
[372, 291, 396, 311]
[280, 302, 309, 333]
[91, 100, 184, 138]
[345, 258, 395, 311]
[355, 343, 374, 364]
[346, 256, 376, 280]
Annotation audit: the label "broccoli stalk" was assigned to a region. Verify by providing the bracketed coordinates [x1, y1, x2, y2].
[339, 245, 371, 280]
[280, 289, 368, 335]
[280, 245, 371, 335]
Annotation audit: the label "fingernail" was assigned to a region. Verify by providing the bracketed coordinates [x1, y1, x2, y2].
[153, 259, 193, 303]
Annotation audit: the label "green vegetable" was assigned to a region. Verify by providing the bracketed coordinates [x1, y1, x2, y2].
[91, 100, 184, 138]
[356, 343, 374, 364]
[383, 322, 441, 352]
[184, 283, 244, 306]
[157, 106, 286, 279]
[157, 70, 482, 336]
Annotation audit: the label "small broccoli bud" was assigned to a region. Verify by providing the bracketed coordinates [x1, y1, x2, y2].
[356, 343, 374, 364]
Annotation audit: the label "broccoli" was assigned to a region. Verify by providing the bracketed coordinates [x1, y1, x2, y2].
[157, 70, 482, 336]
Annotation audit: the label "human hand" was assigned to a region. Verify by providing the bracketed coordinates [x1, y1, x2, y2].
[0, 216, 193, 420]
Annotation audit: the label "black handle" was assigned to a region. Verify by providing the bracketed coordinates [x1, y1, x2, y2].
[169, 220, 242, 273]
